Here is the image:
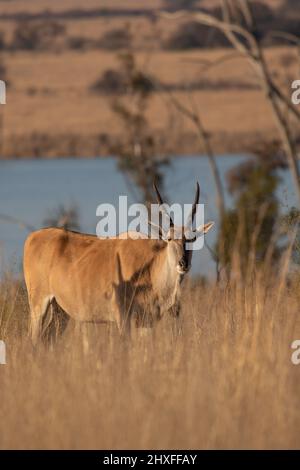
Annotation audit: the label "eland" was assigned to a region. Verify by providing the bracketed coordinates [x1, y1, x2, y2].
[23, 183, 214, 342]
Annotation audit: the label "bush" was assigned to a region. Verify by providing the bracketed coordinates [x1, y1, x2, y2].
[260, 16, 300, 45]
[164, 2, 297, 49]
[67, 36, 94, 51]
[252, 1, 274, 23]
[91, 69, 125, 94]
[91, 65, 154, 96]
[216, 141, 286, 274]
[279, 0, 300, 11]
[98, 27, 132, 50]
[164, 20, 230, 50]
[0, 31, 6, 50]
[162, 0, 199, 9]
[11, 20, 66, 51]
[249, 2, 299, 44]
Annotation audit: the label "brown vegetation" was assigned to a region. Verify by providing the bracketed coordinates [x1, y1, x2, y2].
[1, 258, 300, 449]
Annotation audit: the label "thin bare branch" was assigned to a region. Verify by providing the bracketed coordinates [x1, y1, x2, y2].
[159, 10, 190, 20]
[181, 51, 246, 72]
[163, 86, 225, 218]
[160, 2, 300, 204]
[237, 0, 254, 30]
[271, 83, 300, 122]
[0, 214, 35, 232]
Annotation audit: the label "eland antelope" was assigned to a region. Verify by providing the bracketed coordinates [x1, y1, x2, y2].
[23, 183, 214, 342]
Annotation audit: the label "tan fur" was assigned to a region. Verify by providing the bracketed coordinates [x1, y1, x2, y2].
[23, 227, 185, 341]
[23, 182, 214, 342]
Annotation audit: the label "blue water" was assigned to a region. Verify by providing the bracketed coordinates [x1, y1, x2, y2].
[0, 156, 297, 277]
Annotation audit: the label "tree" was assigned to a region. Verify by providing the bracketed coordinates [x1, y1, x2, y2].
[107, 52, 169, 205]
[162, 0, 300, 205]
[216, 141, 285, 274]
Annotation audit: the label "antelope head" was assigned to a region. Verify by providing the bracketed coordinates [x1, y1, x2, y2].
[152, 182, 214, 275]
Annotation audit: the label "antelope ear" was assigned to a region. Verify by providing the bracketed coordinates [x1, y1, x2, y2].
[196, 221, 214, 236]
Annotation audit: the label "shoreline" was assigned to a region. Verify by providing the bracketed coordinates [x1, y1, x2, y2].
[0, 129, 274, 160]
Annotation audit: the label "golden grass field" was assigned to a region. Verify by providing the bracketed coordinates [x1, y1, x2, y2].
[1, 46, 298, 157]
[0, 0, 298, 157]
[1, 255, 300, 449]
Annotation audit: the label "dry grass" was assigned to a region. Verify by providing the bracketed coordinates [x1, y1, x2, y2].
[1, 260, 300, 449]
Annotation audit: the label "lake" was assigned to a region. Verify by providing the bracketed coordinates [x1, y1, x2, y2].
[0, 156, 297, 278]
